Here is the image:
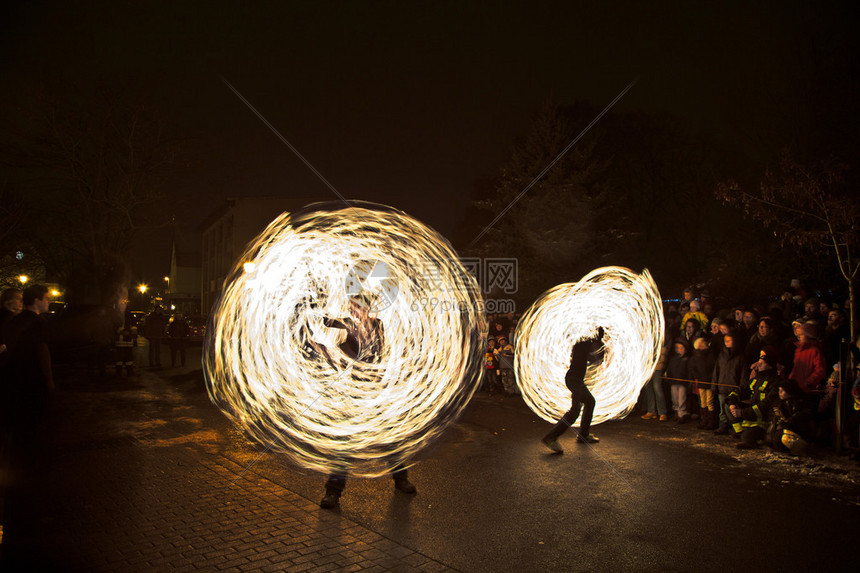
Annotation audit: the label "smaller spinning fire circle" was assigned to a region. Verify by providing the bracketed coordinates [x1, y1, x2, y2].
[515, 266, 664, 426]
[204, 202, 486, 478]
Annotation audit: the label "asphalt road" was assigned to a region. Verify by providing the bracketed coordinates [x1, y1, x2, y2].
[154, 346, 860, 572]
[16, 343, 860, 572]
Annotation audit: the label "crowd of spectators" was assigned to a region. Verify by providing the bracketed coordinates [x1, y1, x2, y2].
[485, 312, 520, 395]
[481, 280, 859, 461]
[640, 281, 860, 459]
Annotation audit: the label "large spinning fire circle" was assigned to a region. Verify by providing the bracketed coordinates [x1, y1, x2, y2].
[204, 202, 486, 477]
[515, 267, 664, 426]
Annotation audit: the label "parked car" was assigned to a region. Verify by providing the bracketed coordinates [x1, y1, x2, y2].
[126, 310, 146, 329]
[188, 315, 207, 344]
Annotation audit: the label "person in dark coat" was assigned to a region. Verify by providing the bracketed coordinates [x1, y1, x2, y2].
[143, 307, 168, 368]
[745, 317, 780, 366]
[713, 331, 747, 434]
[822, 308, 850, 372]
[1, 284, 55, 431]
[0, 288, 23, 370]
[541, 327, 605, 452]
[167, 313, 191, 367]
[1, 285, 56, 554]
[666, 337, 692, 423]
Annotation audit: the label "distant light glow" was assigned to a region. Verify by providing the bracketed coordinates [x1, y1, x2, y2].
[18, 275, 28, 284]
[515, 267, 664, 426]
[205, 202, 486, 477]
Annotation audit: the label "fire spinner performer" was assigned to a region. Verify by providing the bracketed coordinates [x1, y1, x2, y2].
[316, 294, 416, 508]
[515, 267, 664, 452]
[204, 202, 486, 513]
[542, 327, 605, 451]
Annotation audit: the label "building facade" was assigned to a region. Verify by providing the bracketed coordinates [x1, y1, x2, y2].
[199, 197, 319, 313]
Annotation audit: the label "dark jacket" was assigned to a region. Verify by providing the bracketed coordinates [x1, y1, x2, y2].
[689, 347, 715, 390]
[745, 331, 780, 366]
[712, 344, 746, 396]
[144, 311, 168, 339]
[665, 351, 689, 386]
[566, 337, 604, 386]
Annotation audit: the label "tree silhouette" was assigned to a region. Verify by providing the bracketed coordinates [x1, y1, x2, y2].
[468, 101, 609, 302]
[2, 84, 178, 304]
[717, 150, 858, 339]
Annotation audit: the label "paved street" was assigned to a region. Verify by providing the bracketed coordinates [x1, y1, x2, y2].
[2, 343, 859, 572]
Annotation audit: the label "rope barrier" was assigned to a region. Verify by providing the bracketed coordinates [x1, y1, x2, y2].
[660, 376, 827, 393]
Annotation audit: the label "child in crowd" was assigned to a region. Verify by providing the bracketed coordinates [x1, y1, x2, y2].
[665, 338, 691, 423]
[484, 337, 500, 394]
[689, 337, 716, 429]
[494, 336, 517, 395]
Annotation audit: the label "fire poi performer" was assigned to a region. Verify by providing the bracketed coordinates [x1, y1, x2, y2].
[542, 327, 605, 452]
[204, 202, 486, 514]
[317, 294, 416, 509]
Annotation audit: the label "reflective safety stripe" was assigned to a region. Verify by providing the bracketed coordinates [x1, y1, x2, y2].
[752, 404, 762, 420]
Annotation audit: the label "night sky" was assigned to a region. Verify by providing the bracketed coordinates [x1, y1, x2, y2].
[1, 1, 857, 280]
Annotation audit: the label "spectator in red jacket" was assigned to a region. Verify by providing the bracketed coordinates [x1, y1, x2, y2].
[789, 321, 826, 399]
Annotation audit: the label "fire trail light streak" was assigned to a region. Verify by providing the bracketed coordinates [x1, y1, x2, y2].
[204, 202, 486, 478]
[515, 267, 664, 426]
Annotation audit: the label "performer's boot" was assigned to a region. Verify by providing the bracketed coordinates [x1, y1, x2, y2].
[392, 469, 417, 494]
[394, 477, 417, 494]
[320, 487, 340, 509]
[321, 474, 346, 509]
[541, 421, 568, 453]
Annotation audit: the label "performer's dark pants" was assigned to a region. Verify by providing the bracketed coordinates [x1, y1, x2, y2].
[325, 468, 409, 495]
[545, 375, 595, 441]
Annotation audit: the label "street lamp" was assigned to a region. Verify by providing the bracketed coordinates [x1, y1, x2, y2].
[164, 276, 170, 292]
[18, 275, 28, 284]
[138, 284, 148, 294]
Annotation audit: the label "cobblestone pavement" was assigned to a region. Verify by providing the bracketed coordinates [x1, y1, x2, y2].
[0, 351, 457, 572]
[3, 343, 859, 572]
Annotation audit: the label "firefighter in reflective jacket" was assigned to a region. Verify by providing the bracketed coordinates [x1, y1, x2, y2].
[725, 345, 781, 449]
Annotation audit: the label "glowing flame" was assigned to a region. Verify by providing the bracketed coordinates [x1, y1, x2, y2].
[204, 202, 486, 477]
[515, 267, 664, 426]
